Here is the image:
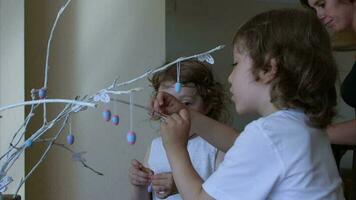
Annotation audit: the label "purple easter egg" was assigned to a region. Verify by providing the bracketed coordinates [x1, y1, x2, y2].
[38, 88, 47, 99]
[66, 134, 75, 145]
[111, 115, 120, 126]
[127, 131, 136, 145]
[102, 110, 111, 122]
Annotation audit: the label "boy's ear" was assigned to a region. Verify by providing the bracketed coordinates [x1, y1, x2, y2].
[259, 58, 278, 84]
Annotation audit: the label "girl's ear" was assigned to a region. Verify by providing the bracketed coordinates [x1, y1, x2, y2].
[259, 58, 278, 84]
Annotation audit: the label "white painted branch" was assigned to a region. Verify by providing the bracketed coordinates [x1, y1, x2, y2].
[109, 45, 225, 89]
[0, 99, 96, 112]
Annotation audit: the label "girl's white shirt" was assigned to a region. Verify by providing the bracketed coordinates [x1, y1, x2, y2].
[146, 135, 221, 200]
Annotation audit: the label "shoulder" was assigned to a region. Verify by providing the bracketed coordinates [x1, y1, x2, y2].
[252, 109, 314, 141]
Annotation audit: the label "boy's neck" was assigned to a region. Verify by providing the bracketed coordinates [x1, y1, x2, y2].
[259, 103, 278, 117]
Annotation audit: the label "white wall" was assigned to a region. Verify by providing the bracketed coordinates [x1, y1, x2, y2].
[25, 0, 165, 199]
[0, 0, 25, 198]
[166, 0, 355, 166]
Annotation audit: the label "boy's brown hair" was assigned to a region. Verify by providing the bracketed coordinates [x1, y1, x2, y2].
[233, 8, 338, 128]
[149, 60, 228, 122]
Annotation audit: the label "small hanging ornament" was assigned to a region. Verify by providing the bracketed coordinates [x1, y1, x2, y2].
[102, 109, 111, 122]
[66, 119, 75, 145]
[38, 88, 47, 99]
[66, 134, 75, 145]
[175, 62, 182, 93]
[175, 82, 182, 93]
[126, 131, 136, 145]
[111, 115, 120, 126]
[147, 183, 153, 193]
[127, 93, 136, 145]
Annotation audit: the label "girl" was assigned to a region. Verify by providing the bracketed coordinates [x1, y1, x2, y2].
[153, 8, 345, 199]
[129, 60, 227, 200]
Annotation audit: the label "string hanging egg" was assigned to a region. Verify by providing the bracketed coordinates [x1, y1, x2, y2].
[111, 114, 120, 126]
[175, 62, 182, 93]
[126, 131, 136, 145]
[175, 82, 182, 93]
[66, 134, 75, 145]
[102, 109, 111, 122]
[38, 88, 47, 99]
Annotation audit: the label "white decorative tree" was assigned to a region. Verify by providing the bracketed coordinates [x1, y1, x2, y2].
[0, 0, 224, 197]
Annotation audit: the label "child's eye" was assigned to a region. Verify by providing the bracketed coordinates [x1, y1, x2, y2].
[183, 101, 192, 106]
[316, 0, 325, 8]
[232, 62, 238, 67]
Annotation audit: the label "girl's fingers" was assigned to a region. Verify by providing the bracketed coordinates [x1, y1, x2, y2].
[131, 159, 142, 169]
[152, 172, 171, 180]
[151, 178, 167, 186]
[129, 173, 150, 185]
[129, 166, 151, 179]
[130, 170, 150, 181]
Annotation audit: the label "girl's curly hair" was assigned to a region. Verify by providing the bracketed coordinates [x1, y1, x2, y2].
[149, 60, 229, 122]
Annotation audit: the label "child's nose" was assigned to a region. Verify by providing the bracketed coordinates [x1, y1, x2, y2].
[316, 9, 326, 20]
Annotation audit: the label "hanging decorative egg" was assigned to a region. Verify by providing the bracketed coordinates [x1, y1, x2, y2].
[126, 131, 136, 145]
[25, 139, 33, 148]
[102, 109, 111, 122]
[66, 134, 75, 145]
[38, 88, 47, 99]
[147, 184, 153, 193]
[175, 82, 182, 93]
[111, 115, 120, 126]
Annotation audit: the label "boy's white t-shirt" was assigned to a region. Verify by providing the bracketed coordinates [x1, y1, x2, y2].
[203, 109, 344, 200]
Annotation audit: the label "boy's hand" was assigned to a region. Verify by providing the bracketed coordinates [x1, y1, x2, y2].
[129, 159, 153, 187]
[151, 91, 186, 116]
[151, 172, 178, 199]
[160, 109, 191, 151]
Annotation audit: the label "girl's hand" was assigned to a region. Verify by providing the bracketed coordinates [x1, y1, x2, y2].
[129, 159, 153, 187]
[160, 109, 191, 151]
[151, 91, 186, 116]
[151, 172, 178, 199]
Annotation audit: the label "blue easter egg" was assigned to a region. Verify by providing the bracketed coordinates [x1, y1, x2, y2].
[102, 110, 111, 122]
[38, 88, 47, 99]
[127, 131, 136, 145]
[66, 134, 75, 145]
[25, 140, 33, 148]
[111, 115, 120, 126]
[147, 184, 153, 193]
[175, 82, 182, 93]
